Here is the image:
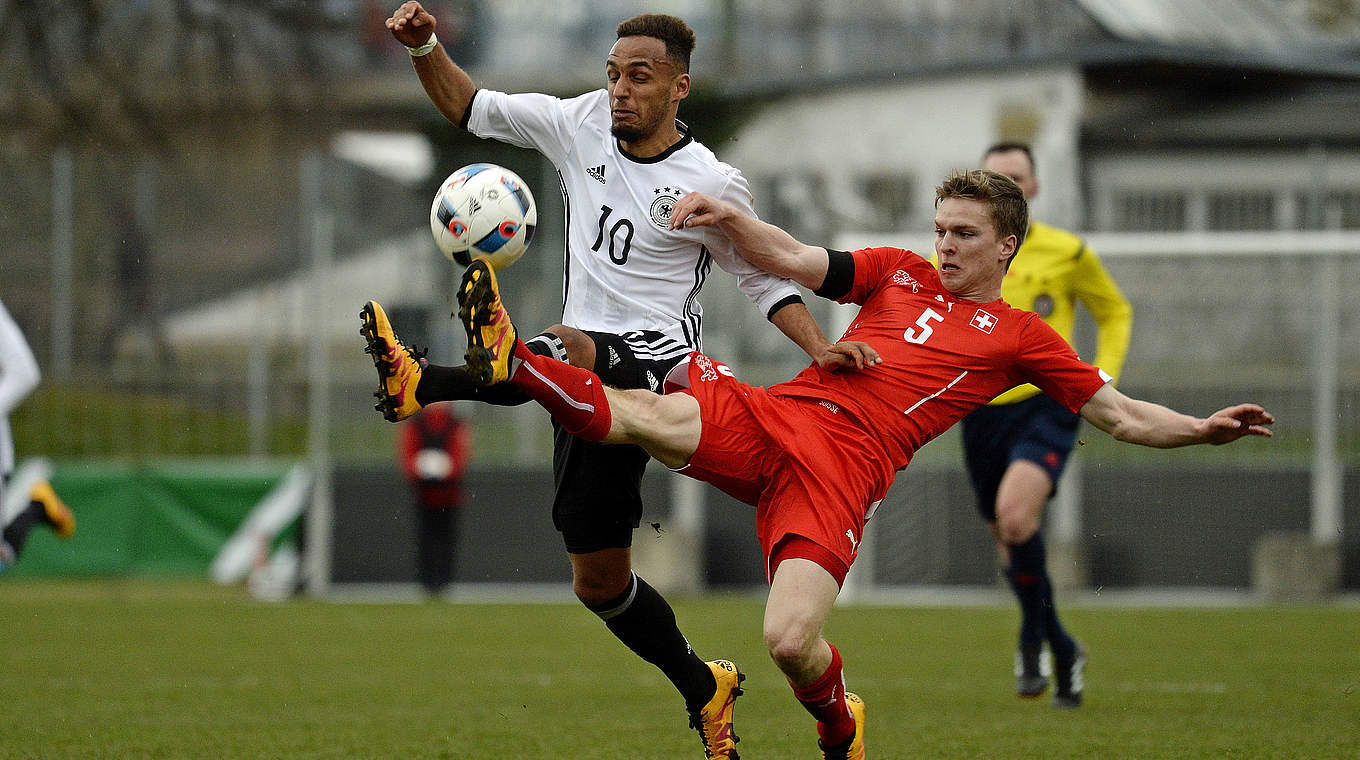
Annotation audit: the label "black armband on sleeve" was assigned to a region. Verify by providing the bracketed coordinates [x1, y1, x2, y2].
[814, 249, 854, 301]
[766, 294, 806, 321]
[459, 90, 480, 130]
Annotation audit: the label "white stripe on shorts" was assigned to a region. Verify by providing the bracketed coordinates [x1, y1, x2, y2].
[620, 331, 692, 362]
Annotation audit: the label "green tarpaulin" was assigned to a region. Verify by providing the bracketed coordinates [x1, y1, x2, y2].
[6, 461, 291, 577]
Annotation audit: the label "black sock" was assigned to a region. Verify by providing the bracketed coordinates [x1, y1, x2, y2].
[415, 364, 530, 407]
[1005, 533, 1053, 651]
[590, 573, 716, 711]
[2, 502, 44, 556]
[415, 332, 566, 407]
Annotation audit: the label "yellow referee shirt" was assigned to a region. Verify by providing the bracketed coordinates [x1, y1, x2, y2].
[989, 220, 1133, 406]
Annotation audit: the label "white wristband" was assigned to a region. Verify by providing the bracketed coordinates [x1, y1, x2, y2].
[407, 33, 438, 57]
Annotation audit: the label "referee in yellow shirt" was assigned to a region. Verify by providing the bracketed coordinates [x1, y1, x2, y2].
[963, 143, 1132, 709]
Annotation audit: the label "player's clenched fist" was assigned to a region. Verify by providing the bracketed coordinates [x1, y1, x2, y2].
[387, 1, 437, 47]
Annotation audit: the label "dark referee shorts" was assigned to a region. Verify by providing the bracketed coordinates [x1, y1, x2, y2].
[539, 329, 692, 554]
[960, 392, 1080, 523]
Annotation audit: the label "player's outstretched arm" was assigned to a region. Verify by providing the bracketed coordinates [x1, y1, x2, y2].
[770, 302, 835, 362]
[670, 192, 830, 291]
[387, 2, 477, 128]
[0, 301, 41, 417]
[1079, 384, 1274, 449]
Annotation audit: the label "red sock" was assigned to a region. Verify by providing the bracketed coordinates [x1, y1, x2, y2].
[508, 340, 612, 440]
[790, 643, 855, 747]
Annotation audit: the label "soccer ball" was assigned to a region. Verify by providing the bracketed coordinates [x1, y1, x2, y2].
[429, 163, 537, 269]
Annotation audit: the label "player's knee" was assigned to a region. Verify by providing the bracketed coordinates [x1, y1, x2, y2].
[994, 507, 1038, 546]
[573, 582, 613, 607]
[763, 624, 816, 673]
[570, 560, 631, 606]
[542, 325, 595, 369]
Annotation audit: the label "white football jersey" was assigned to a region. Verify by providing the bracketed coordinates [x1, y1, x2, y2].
[0, 299, 41, 477]
[466, 88, 800, 350]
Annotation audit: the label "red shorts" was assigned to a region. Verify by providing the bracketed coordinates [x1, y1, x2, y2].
[673, 352, 894, 586]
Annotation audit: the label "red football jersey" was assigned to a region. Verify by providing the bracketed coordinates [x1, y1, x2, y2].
[770, 247, 1110, 471]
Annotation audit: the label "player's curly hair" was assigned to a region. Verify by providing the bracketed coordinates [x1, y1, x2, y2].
[935, 169, 1029, 256]
[616, 14, 696, 73]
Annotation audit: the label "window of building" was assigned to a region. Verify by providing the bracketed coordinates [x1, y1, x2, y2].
[858, 173, 914, 230]
[1207, 191, 1276, 230]
[1295, 189, 1360, 229]
[1112, 190, 1186, 231]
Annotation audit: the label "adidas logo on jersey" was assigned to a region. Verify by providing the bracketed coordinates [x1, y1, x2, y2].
[587, 164, 607, 184]
[607, 346, 622, 368]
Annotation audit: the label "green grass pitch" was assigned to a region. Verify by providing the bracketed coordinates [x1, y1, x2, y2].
[0, 580, 1356, 759]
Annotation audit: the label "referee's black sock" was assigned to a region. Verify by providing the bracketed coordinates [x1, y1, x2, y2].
[1006, 532, 1077, 660]
[591, 572, 717, 711]
[1004, 532, 1052, 650]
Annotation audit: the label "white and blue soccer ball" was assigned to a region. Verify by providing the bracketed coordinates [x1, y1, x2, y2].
[429, 163, 537, 269]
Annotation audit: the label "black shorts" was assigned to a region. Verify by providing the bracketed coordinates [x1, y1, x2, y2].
[960, 393, 1080, 523]
[547, 330, 691, 554]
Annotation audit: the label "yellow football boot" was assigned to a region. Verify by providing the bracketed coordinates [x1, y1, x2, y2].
[689, 659, 744, 759]
[359, 300, 426, 422]
[819, 692, 866, 760]
[456, 257, 518, 385]
[29, 480, 75, 539]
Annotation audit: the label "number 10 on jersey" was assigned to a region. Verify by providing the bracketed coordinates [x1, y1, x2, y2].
[592, 205, 634, 265]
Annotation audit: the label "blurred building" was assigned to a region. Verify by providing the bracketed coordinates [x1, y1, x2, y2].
[4, 0, 1358, 361]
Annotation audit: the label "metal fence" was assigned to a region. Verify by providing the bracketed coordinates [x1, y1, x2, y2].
[5, 56, 1359, 591]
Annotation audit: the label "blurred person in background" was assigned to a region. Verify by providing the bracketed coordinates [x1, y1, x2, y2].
[365, 4, 835, 757]
[958, 143, 1133, 708]
[397, 402, 471, 595]
[445, 168, 1272, 759]
[0, 299, 75, 574]
[104, 198, 174, 367]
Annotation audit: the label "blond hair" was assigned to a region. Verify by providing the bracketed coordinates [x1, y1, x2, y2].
[935, 169, 1029, 257]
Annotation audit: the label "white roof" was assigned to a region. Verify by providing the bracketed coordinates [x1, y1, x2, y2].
[1076, 0, 1324, 53]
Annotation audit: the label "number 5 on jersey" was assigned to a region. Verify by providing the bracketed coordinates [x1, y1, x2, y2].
[903, 308, 944, 344]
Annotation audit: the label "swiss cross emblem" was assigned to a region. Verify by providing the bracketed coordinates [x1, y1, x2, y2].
[971, 309, 997, 334]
